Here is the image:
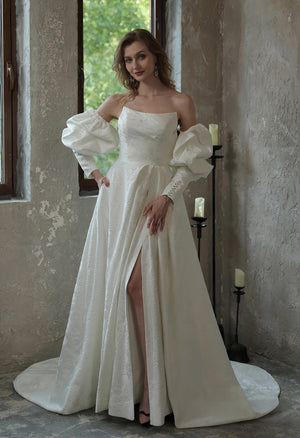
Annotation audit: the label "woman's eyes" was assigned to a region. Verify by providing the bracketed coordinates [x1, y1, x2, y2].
[124, 54, 146, 63]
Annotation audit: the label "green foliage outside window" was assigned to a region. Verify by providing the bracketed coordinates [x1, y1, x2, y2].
[84, 0, 150, 175]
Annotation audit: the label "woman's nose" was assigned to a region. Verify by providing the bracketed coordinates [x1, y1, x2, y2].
[133, 59, 140, 70]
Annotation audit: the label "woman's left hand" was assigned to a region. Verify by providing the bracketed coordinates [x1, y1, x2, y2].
[143, 195, 173, 235]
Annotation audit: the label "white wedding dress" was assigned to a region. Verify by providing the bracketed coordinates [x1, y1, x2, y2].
[14, 106, 280, 428]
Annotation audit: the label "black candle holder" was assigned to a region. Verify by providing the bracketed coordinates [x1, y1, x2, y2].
[209, 145, 225, 340]
[191, 217, 207, 259]
[210, 145, 224, 316]
[227, 286, 249, 363]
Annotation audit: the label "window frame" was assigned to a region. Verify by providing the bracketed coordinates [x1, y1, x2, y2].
[0, 0, 17, 197]
[77, 0, 166, 195]
[151, 0, 166, 47]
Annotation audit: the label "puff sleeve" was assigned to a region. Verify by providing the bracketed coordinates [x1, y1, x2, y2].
[162, 123, 213, 202]
[61, 108, 119, 178]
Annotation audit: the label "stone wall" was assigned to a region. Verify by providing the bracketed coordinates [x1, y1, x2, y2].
[220, 0, 300, 366]
[0, 0, 96, 372]
[166, 0, 299, 367]
[166, 0, 223, 294]
[165, 0, 182, 90]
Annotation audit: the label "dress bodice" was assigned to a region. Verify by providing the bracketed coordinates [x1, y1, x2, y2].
[118, 106, 178, 166]
[61, 107, 214, 201]
[61, 106, 213, 177]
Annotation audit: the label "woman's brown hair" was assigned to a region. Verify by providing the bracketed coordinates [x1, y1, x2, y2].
[113, 29, 176, 96]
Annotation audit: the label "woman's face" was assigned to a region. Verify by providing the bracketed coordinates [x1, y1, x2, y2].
[123, 41, 156, 82]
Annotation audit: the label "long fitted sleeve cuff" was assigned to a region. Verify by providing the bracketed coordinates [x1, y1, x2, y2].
[73, 152, 98, 179]
[162, 167, 194, 202]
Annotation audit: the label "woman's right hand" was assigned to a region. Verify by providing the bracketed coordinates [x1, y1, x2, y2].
[91, 169, 110, 189]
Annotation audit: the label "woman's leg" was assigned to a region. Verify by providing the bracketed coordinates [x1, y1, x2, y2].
[127, 251, 150, 424]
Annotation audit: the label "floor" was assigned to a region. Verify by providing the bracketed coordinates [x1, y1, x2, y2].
[0, 354, 299, 438]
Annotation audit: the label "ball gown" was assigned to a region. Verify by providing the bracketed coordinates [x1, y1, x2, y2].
[13, 106, 280, 428]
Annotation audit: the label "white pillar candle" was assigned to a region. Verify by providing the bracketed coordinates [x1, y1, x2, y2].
[234, 268, 245, 288]
[194, 197, 205, 218]
[209, 124, 219, 145]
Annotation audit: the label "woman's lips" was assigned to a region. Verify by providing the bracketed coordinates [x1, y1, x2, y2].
[134, 71, 144, 76]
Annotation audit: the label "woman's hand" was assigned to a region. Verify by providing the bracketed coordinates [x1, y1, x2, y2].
[143, 195, 173, 235]
[91, 169, 110, 189]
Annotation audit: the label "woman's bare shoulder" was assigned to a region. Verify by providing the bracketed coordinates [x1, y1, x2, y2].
[171, 92, 196, 130]
[172, 91, 194, 110]
[97, 94, 127, 121]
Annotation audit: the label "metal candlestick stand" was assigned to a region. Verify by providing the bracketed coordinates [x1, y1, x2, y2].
[227, 286, 249, 363]
[210, 145, 224, 338]
[191, 145, 224, 338]
[210, 145, 223, 315]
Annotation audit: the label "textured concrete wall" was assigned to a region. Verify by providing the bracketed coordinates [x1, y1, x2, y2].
[165, 0, 182, 91]
[220, 0, 300, 366]
[166, 0, 223, 295]
[15, 0, 31, 199]
[181, 0, 223, 297]
[166, 0, 299, 366]
[0, 0, 96, 372]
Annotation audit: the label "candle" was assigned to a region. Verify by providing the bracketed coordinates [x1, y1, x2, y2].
[194, 197, 205, 218]
[234, 269, 245, 288]
[209, 124, 219, 146]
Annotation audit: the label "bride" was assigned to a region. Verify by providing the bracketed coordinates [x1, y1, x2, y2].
[14, 29, 279, 428]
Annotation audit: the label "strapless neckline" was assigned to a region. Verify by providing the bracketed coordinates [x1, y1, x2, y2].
[120, 105, 178, 118]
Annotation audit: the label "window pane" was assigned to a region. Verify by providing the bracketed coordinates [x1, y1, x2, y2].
[83, 0, 150, 175]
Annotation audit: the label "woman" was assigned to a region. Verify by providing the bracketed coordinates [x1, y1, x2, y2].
[14, 29, 279, 428]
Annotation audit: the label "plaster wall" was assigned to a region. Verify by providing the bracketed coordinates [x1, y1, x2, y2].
[165, 0, 182, 91]
[220, 0, 300, 366]
[166, 0, 223, 295]
[0, 0, 96, 372]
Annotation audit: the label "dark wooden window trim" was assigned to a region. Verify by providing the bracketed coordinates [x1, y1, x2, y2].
[77, 0, 166, 195]
[0, 0, 17, 197]
[151, 0, 166, 47]
[77, 0, 96, 194]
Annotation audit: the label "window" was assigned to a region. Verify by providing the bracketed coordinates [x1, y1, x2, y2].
[0, 0, 17, 197]
[78, 0, 166, 194]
